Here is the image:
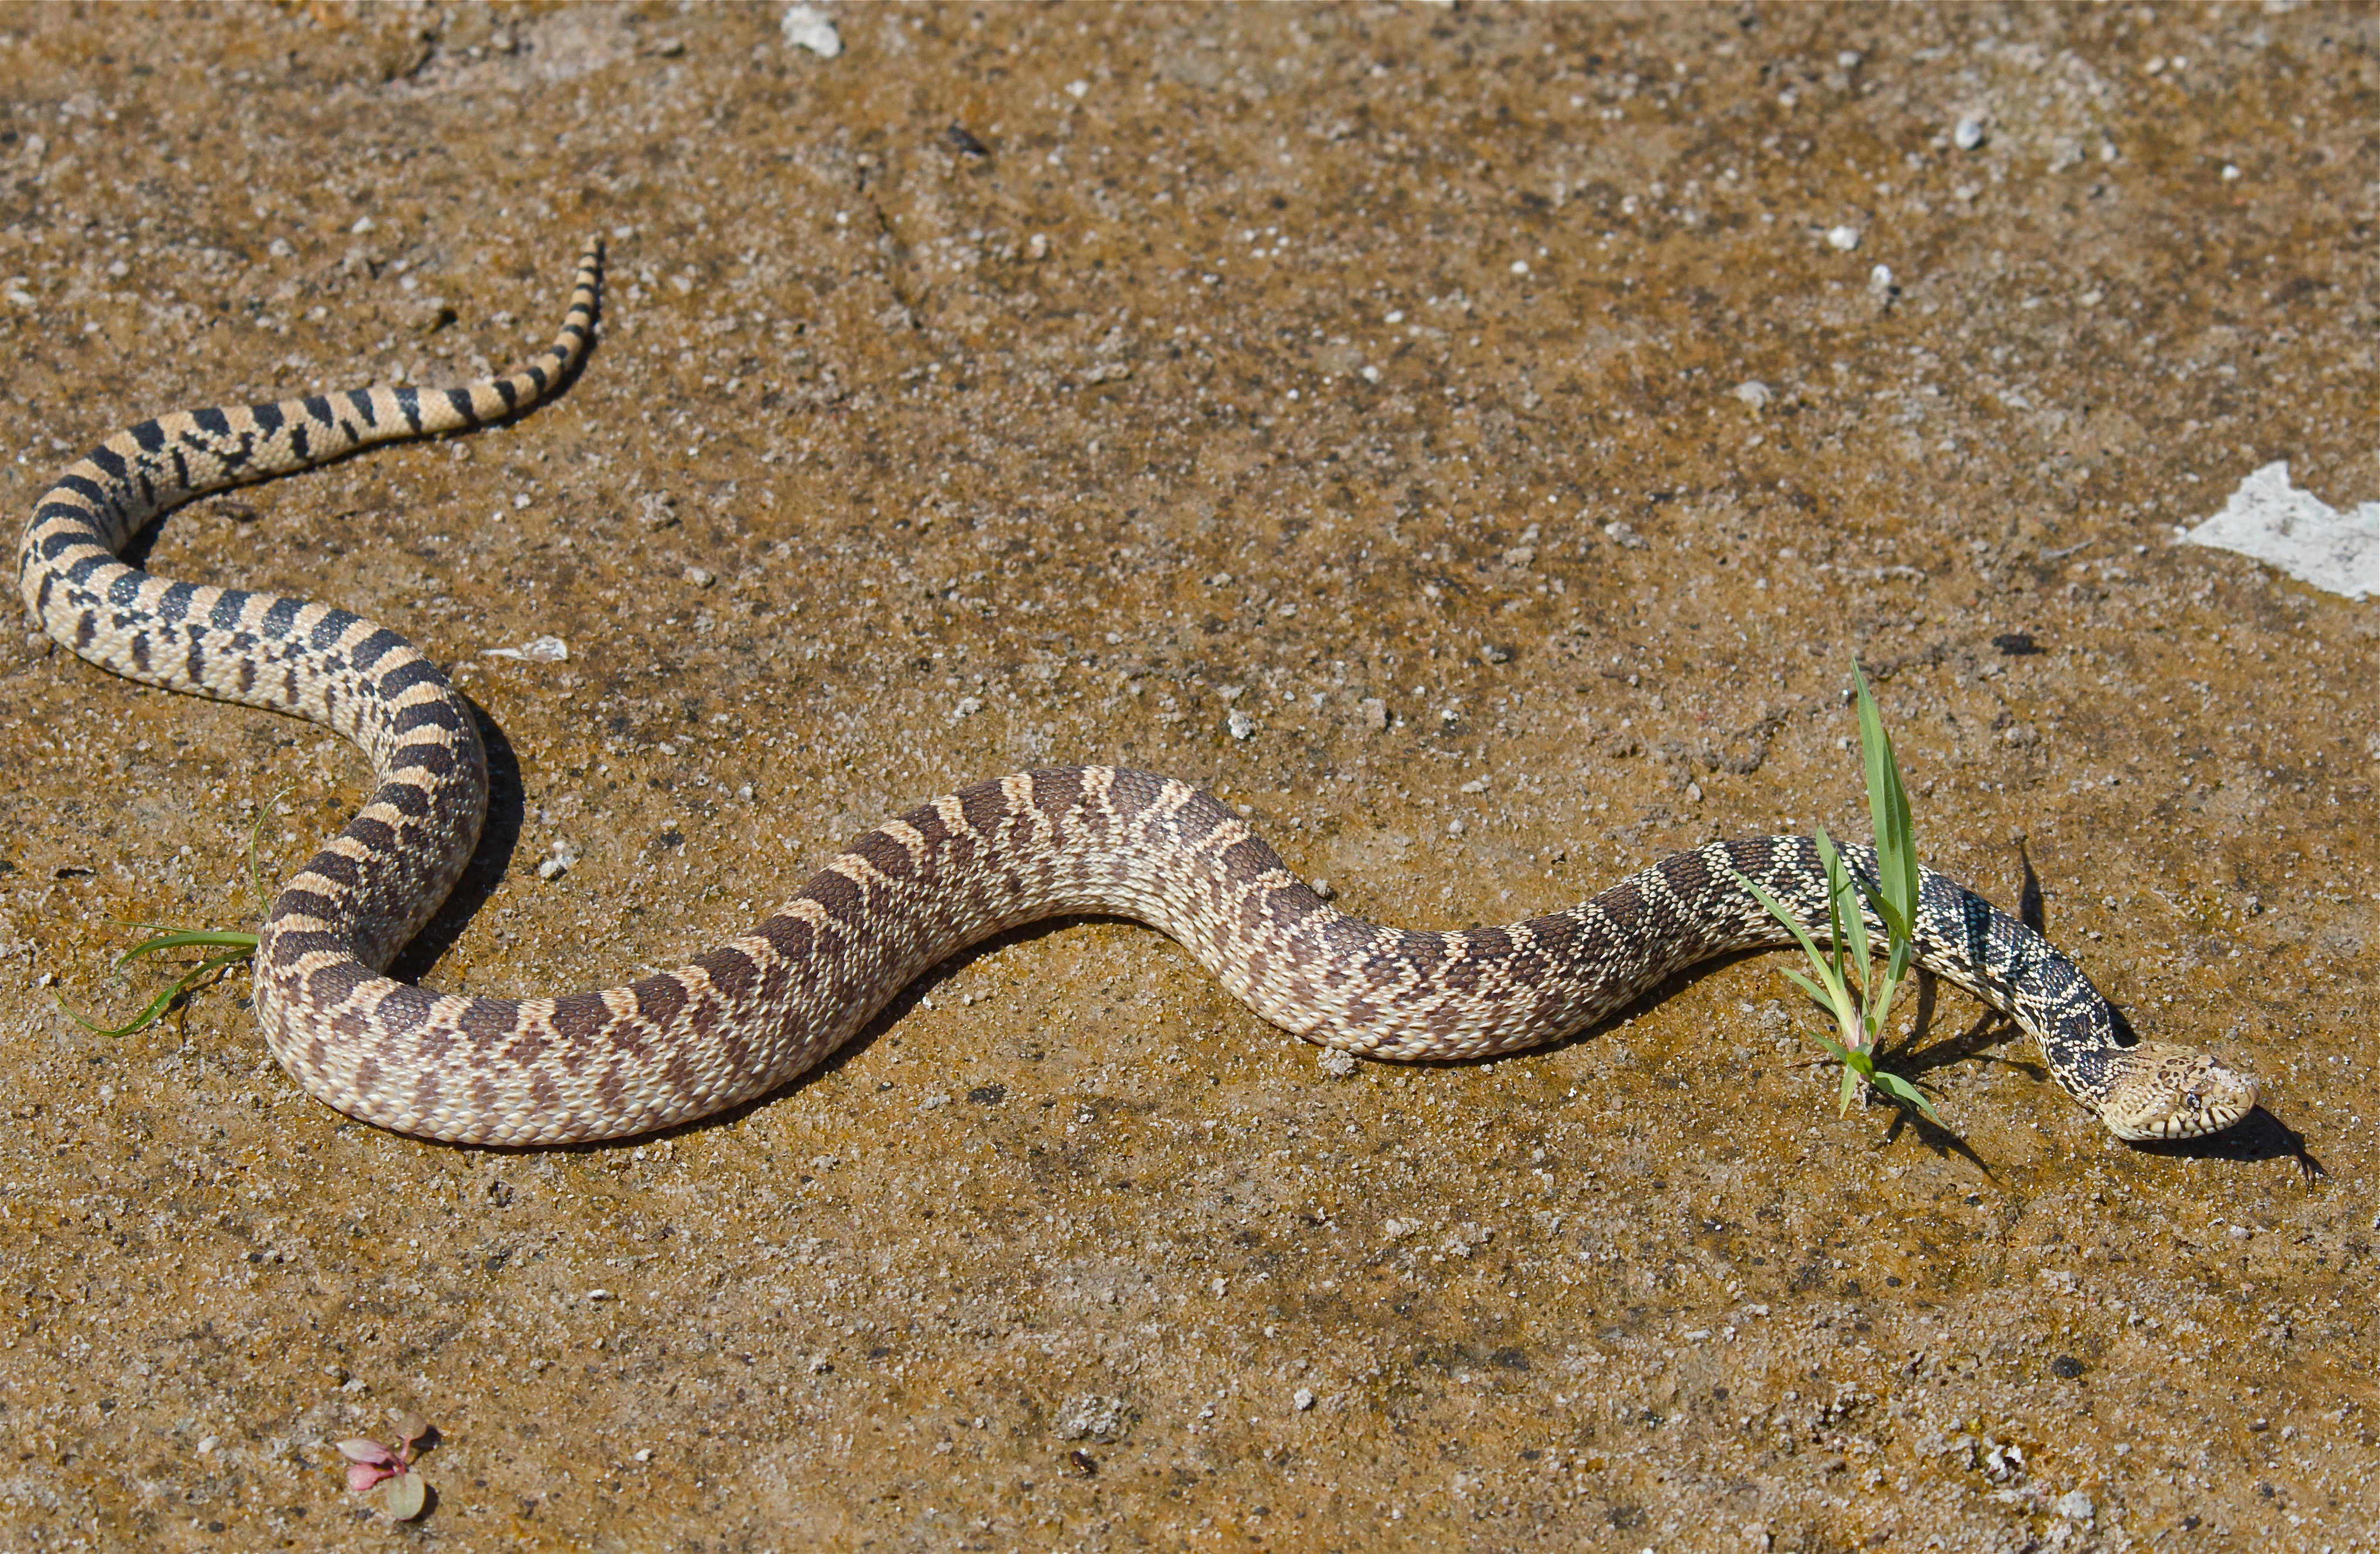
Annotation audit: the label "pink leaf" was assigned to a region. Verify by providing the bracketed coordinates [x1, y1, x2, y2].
[336, 1439, 399, 1467]
[346, 1461, 396, 1494]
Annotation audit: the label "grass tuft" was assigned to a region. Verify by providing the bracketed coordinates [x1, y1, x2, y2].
[1733, 659, 1943, 1127]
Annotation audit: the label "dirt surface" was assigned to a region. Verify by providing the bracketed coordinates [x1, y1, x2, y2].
[2, 4, 2375, 1550]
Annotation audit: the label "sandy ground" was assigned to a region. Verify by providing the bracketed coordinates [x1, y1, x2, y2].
[1, 4, 2375, 1550]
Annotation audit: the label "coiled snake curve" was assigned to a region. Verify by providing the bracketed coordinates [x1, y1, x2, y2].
[16, 241, 2259, 1147]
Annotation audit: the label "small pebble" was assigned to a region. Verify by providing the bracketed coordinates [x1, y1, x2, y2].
[1226, 709, 1257, 741]
[1293, 1388, 1316, 1412]
[1732, 380, 1773, 412]
[1826, 225, 1861, 251]
[1319, 1049, 1357, 1078]
[684, 565, 714, 588]
[1953, 116, 1987, 151]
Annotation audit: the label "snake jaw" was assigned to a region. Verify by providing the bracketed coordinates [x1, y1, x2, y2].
[2098, 1044, 2261, 1141]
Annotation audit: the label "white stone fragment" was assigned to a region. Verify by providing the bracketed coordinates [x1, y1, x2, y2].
[1952, 115, 1987, 151]
[683, 564, 714, 588]
[2181, 460, 2376, 601]
[1054, 1395, 1128, 1442]
[779, 5, 842, 58]
[484, 634, 569, 663]
[952, 695, 985, 720]
[1293, 1388, 1316, 1412]
[1227, 709, 1257, 741]
[1826, 224, 1861, 251]
[1319, 1048, 1358, 1078]
[1732, 380, 1773, 412]
[2051, 1490, 2094, 1522]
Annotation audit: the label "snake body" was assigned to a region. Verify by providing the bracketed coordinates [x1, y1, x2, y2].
[16, 241, 2259, 1147]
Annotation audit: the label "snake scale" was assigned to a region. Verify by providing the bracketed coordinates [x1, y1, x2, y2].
[16, 240, 2259, 1147]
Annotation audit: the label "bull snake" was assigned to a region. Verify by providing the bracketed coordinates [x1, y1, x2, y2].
[15, 240, 2259, 1146]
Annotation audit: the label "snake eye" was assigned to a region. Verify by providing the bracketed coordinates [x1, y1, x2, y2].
[2184, 1093, 2202, 1110]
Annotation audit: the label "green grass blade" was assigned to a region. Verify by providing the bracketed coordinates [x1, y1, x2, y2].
[1837, 1065, 1861, 1115]
[1804, 1024, 1859, 1068]
[1732, 871, 1840, 991]
[1870, 1069, 1945, 1125]
[1811, 828, 1860, 987]
[1780, 967, 1840, 1017]
[112, 928, 259, 972]
[59, 947, 254, 1038]
[1853, 660, 1919, 940]
[1817, 827, 1872, 1000]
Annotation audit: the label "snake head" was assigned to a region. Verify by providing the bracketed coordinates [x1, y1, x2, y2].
[2099, 1043, 2261, 1141]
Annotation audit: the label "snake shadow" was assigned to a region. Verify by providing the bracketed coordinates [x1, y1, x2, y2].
[386, 696, 524, 985]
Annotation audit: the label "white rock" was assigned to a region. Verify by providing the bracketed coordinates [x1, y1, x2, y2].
[1319, 1048, 1358, 1078]
[779, 5, 842, 58]
[1293, 1388, 1316, 1412]
[1732, 380, 1773, 412]
[2051, 1490, 2094, 1522]
[484, 634, 568, 663]
[1826, 224, 1861, 251]
[1227, 709, 1256, 741]
[1953, 116, 1987, 151]
[2181, 460, 2376, 599]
